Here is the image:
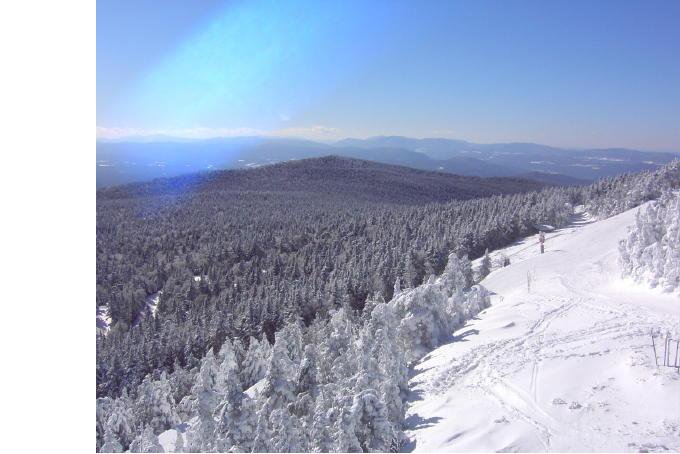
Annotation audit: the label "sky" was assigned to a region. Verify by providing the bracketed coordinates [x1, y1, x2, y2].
[97, 0, 680, 150]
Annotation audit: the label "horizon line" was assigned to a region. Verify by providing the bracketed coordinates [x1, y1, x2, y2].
[95, 127, 680, 154]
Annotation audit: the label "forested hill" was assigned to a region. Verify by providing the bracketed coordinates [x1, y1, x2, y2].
[97, 155, 547, 204]
[96, 161, 679, 452]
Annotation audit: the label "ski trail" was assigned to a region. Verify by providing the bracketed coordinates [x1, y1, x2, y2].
[403, 205, 680, 452]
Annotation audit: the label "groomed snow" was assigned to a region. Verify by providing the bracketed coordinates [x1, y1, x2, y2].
[404, 204, 680, 452]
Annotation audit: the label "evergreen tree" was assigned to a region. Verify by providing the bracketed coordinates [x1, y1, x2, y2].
[129, 425, 163, 453]
[241, 336, 271, 389]
[214, 368, 255, 452]
[100, 426, 123, 453]
[351, 390, 395, 452]
[309, 396, 333, 452]
[185, 350, 220, 452]
[478, 248, 491, 281]
[133, 373, 180, 435]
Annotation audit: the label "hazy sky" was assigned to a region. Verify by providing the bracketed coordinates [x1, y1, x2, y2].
[97, 0, 680, 150]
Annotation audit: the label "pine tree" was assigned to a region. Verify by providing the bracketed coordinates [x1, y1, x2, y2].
[214, 368, 256, 452]
[270, 408, 304, 452]
[216, 338, 239, 396]
[185, 349, 220, 452]
[100, 426, 123, 453]
[309, 396, 333, 452]
[133, 373, 180, 436]
[129, 425, 163, 453]
[478, 248, 491, 281]
[251, 403, 273, 452]
[393, 276, 401, 297]
[403, 253, 418, 288]
[331, 404, 362, 453]
[351, 390, 394, 452]
[241, 336, 271, 389]
[441, 252, 473, 295]
[261, 334, 297, 410]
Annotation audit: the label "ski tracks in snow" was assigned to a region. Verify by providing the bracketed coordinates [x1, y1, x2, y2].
[404, 206, 680, 452]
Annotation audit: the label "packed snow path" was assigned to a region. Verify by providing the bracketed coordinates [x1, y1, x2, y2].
[404, 205, 680, 452]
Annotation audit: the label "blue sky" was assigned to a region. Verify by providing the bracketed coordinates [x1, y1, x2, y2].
[97, 0, 680, 150]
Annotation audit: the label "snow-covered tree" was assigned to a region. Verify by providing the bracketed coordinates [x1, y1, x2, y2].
[216, 338, 239, 396]
[241, 336, 272, 389]
[309, 396, 333, 452]
[351, 390, 395, 452]
[251, 406, 274, 452]
[393, 277, 401, 296]
[619, 190, 680, 293]
[478, 248, 491, 281]
[252, 330, 300, 451]
[293, 343, 320, 426]
[100, 425, 123, 453]
[392, 279, 450, 362]
[279, 320, 305, 365]
[262, 334, 297, 408]
[330, 405, 362, 453]
[403, 253, 418, 288]
[270, 407, 304, 452]
[133, 373, 180, 435]
[185, 349, 220, 452]
[214, 367, 256, 452]
[129, 425, 163, 453]
[440, 252, 473, 295]
[97, 392, 134, 451]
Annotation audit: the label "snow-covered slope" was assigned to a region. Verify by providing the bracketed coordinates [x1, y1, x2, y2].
[404, 204, 680, 452]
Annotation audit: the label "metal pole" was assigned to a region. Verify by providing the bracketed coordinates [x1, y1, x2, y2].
[651, 329, 658, 367]
[675, 340, 679, 372]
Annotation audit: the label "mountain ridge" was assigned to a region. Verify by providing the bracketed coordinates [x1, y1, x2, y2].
[96, 135, 679, 188]
[97, 155, 549, 205]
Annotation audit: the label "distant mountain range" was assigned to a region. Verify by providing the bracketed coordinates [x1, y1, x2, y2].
[96, 135, 678, 188]
[97, 156, 548, 205]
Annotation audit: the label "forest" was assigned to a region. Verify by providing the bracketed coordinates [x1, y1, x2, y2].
[96, 157, 679, 452]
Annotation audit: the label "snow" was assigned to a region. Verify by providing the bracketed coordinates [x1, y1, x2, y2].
[146, 291, 162, 318]
[404, 204, 680, 452]
[245, 378, 266, 399]
[96, 305, 111, 334]
[97, 291, 161, 334]
[158, 425, 188, 453]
